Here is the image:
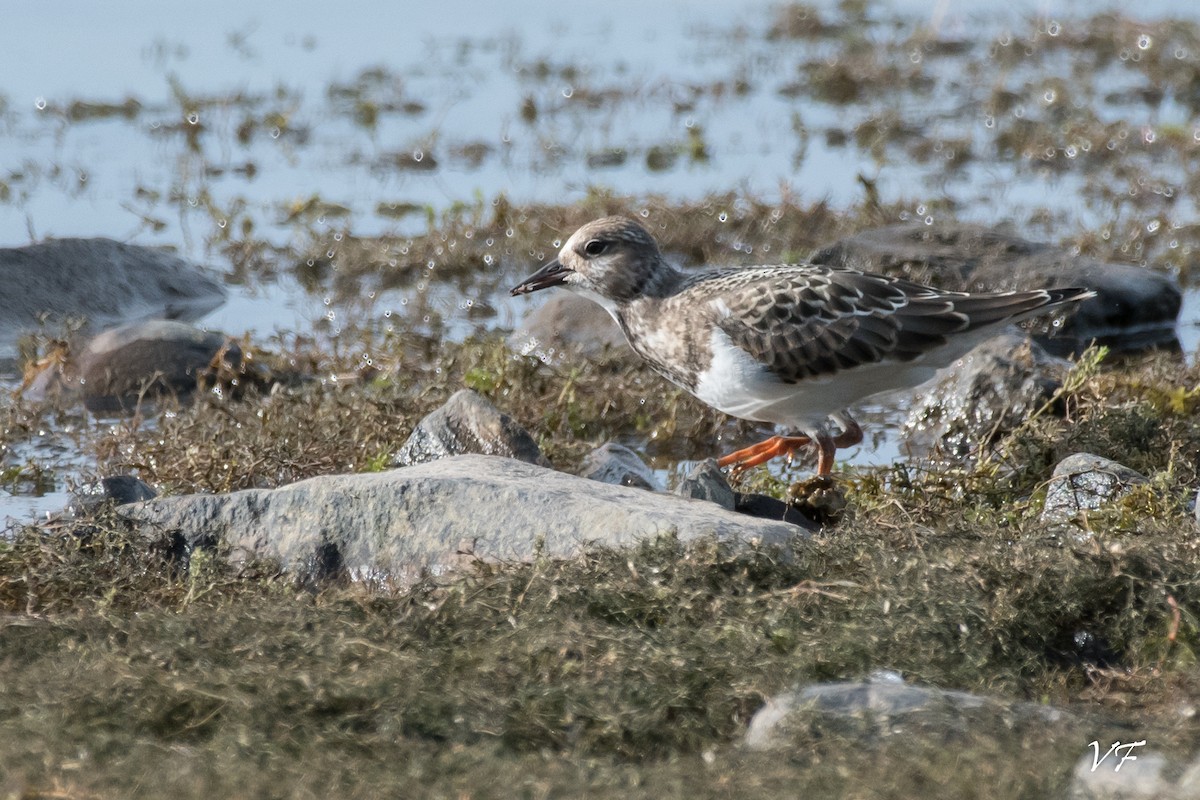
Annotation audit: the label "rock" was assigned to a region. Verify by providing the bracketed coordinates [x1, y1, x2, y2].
[391, 389, 550, 468]
[1068, 747, 1174, 799]
[578, 443, 661, 490]
[0, 237, 226, 354]
[902, 333, 1069, 461]
[675, 459, 736, 511]
[1041, 453, 1150, 526]
[68, 475, 158, 515]
[810, 223, 1180, 352]
[74, 320, 241, 413]
[121, 454, 803, 582]
[744, 670, 1070, 751]
[733, 491, 820, 530]
[508, 293, 628, 361]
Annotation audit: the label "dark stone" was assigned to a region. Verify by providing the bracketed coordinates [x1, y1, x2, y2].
[0, 237, 226, 354]
[578, 443, 660, 490]
[902, 333, 1069, 461]
[675, 459, 736, 511]
[75, 320, 241, 413]
[67, 474, 158, 515]
[734, 491, 820, 530]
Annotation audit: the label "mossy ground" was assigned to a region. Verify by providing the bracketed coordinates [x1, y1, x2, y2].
[4, 307, 1200, 798]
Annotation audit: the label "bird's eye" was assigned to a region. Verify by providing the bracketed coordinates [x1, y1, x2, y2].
[583, 239, 608, 257]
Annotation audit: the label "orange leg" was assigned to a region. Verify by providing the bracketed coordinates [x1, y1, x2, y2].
[722, 418, 865, 477]
[717, 435, 812, 475]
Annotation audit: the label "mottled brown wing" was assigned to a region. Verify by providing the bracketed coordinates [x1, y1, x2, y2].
[709, 266, 1059, 383]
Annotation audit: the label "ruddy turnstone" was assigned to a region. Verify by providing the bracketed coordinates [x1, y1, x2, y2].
[511, 216, 1095, 477]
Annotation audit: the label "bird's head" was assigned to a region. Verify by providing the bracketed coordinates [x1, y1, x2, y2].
[510, 216, 669, 310]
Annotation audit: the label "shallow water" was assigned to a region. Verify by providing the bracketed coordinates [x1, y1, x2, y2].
[3, 0, 1199, 521]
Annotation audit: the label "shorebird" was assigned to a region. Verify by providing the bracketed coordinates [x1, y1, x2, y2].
[511, 216, 1094, 477]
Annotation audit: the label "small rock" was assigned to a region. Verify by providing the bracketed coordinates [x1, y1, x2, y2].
[1041, 453, 1150, 526]
[810, 223, 1180, 352]
[902, 333, 1068, 461]
[578, 443, 660, 490]
[733, 492, 820, 530]
[508, 293, 628, 362]
[75, 320, 241, 413]
[675, 459, 736, 511]
[745, 672, 1069, 751]
[1068, 748, 1172, 800]
[67, 474, 158, 515]
[122, 454, 804, 582]
[391, 389, 550, 468]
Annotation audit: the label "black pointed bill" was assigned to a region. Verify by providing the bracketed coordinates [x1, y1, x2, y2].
[511, 258, 570, 296]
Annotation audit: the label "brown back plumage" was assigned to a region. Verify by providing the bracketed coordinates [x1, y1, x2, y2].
[690, 265, 1091, 383]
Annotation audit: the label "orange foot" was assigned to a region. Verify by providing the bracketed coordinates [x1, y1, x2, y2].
[718, 419, 864, 478]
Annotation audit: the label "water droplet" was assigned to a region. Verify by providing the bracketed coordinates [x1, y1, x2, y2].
[1047, 21, 1061, 36]
[217, 218, 227, 228]
[561, 86, 573, 98]
[718, 212, 728, 222]
[270, 126, 281, 138]
[1137, 34, 1152, 50]
[333, 232, 343, 241]
[187, 112, 199, 125]
[34, 97, 46, 110]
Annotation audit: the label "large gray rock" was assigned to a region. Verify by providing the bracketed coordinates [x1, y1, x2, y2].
[0, 238, 226, 356]
[1041, 453, 1150, 526]
[122, 455, 803, 581]
[71, 320, 240, 413]
[810, 223, 1180, 352]
[745, 670, 1069, 751]
[391, 389, 550, 468]
[902, 333, 1069, 461]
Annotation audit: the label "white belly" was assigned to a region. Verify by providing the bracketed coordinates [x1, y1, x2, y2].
[691, 327, 996, 431]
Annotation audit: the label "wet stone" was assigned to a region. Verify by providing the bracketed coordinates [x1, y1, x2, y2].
[577, 443, 660, 490]
[902, 333, 1068, 462]
[75, 320, 241, 414]
[1041, 453, 1150, 526]
[675, 458, 736, 511]
[0, 237, 226, 349]
[390, 389, 550, 468]
[67, 474, 158, 515]
[733, 491, 820, 531]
